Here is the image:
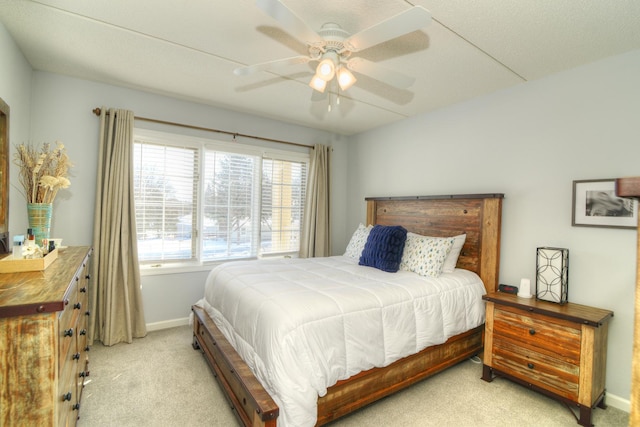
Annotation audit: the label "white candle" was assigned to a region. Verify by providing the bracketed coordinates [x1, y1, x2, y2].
[518, 278, 532, 298]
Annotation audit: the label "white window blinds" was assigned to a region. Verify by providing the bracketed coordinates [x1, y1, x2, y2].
[133, 141, 199, 262]
[261, 157, 307, 255]
[132, 129, 310, 266]
[202, 150, 261, 261]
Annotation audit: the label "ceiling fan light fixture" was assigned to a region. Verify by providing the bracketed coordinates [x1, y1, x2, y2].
[316, 59, 335, 80]
[316, 51, 338, 81]
[309, 74, 327, 92]
[337, 66, 357, 91]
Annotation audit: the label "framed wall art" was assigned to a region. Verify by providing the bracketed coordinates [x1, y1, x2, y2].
[572, 179, 638, 229]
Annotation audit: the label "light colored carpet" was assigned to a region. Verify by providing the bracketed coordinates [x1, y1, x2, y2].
[78, 326, 628, 427]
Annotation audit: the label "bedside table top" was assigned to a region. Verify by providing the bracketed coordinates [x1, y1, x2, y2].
[483, 292, 613, 327]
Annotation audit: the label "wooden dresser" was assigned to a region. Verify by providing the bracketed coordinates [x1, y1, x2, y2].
[482, 292, 613, 427]
[0, 246, 92, 426]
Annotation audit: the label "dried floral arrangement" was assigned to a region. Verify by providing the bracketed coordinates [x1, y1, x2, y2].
[14, 141, 72, 204]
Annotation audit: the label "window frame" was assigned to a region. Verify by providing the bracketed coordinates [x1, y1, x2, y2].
[133, 129, 310, 275]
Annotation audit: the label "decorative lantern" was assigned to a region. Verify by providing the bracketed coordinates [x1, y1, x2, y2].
[536, 247, 569, 304]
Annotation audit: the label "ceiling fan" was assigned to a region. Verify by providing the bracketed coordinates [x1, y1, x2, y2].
[234, 0, 432, 94]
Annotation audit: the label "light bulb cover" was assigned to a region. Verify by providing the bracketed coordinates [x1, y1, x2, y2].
[309, 74, 327, 92]
[337, 66, 357, 91]
[315, 51, 338, 81]
[316, 59, 335, 81]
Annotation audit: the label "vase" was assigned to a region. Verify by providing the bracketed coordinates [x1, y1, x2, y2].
[27, 203, 52, 246]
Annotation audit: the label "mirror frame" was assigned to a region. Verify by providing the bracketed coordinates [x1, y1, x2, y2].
[0, 97, 9, 253]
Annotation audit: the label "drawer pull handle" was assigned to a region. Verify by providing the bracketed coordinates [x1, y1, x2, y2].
[529, 329, 536, 335]
[80, 329, 87, 336]
[62, 392, 72, 402]
[527, 363, 535, 369]
[64, 328, 74, 337]
[73, 352, 81, 361]
[74, 302, 82, 310]
[80, 287, 87, 293]
[73, 403, 80, 411]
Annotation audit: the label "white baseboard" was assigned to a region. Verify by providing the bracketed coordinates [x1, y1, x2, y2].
[606, 392, 630, 413]
[146, 317, 190, 332]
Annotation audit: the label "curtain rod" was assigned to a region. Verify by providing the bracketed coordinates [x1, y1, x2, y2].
[92, 108, 311, 149]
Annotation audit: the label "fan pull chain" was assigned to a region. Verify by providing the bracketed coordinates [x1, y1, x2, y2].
[328, 86, 341, 112]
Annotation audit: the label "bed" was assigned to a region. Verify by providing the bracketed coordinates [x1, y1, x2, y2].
[192, 193, 503, 426]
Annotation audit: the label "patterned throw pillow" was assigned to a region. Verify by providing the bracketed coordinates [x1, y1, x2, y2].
[359, 225, 408, 272]
[400, 233, 455, 278]
[441, 234, 467, 273]
[344, 224, 372, 259]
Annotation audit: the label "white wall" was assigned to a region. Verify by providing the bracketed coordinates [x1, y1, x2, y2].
[0, 24, 33, 233]
[345, 49, 640, 408]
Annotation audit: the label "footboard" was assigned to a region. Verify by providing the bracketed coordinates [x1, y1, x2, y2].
[192, 305, 279, 427]
[316, 325, 484, 425]
[193, 304, 483, 427]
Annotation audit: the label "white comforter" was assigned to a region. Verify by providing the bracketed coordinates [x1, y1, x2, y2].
[195, 255, 486, 427]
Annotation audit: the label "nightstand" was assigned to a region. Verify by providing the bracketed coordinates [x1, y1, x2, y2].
[481, 292, 613, 427]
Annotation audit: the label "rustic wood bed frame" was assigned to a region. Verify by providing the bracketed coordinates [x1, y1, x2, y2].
[192, 193, 504, 426]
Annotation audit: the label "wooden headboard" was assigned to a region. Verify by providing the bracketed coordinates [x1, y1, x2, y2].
[365, 193, 504, 294]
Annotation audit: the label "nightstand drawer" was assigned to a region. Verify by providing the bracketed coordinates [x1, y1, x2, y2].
[493, 306, 581, 363]
[492, 335, 579, 400]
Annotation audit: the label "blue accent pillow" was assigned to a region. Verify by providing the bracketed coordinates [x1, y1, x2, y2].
[359, 225, 408, 272]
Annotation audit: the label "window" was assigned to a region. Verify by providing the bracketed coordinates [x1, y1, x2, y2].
[261, 157, 307, 255]
[133, 129, 308, 267]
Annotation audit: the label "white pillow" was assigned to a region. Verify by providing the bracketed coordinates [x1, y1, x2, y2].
[344, 223, 372, 259]
[442, 234, 467, 273]
[400, 233, 454, 278]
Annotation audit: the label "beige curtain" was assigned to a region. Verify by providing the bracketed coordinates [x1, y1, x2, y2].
[300, 144, 330, 258]
[88, 108, 146, 346]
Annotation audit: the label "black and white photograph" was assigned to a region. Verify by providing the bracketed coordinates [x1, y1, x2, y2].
[572, 179, 638, 228]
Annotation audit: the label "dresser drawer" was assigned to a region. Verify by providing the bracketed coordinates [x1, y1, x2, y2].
[58, 352, 79, 427]
[58, 312, 77, 372]
[492, 335, 579, 400]
[74, 260, 91, 406]
[493, 306, 581, 363]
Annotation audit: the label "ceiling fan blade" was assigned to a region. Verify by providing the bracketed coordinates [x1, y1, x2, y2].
[344, 6, 431, 52]
[234, 55, 311, 76]
[256, 0, 324, 45]
[310, 90, 327, 102]
[346, 57, 415, 89]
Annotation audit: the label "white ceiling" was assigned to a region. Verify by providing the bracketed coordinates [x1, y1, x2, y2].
[1, 0, 639, 135]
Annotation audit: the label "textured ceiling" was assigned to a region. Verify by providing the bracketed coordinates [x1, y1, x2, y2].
[1, 0, 639, 135]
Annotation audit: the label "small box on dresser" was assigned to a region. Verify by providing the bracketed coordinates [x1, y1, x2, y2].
[0, 246, 92, 426]
[481, 292, 613, 427]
